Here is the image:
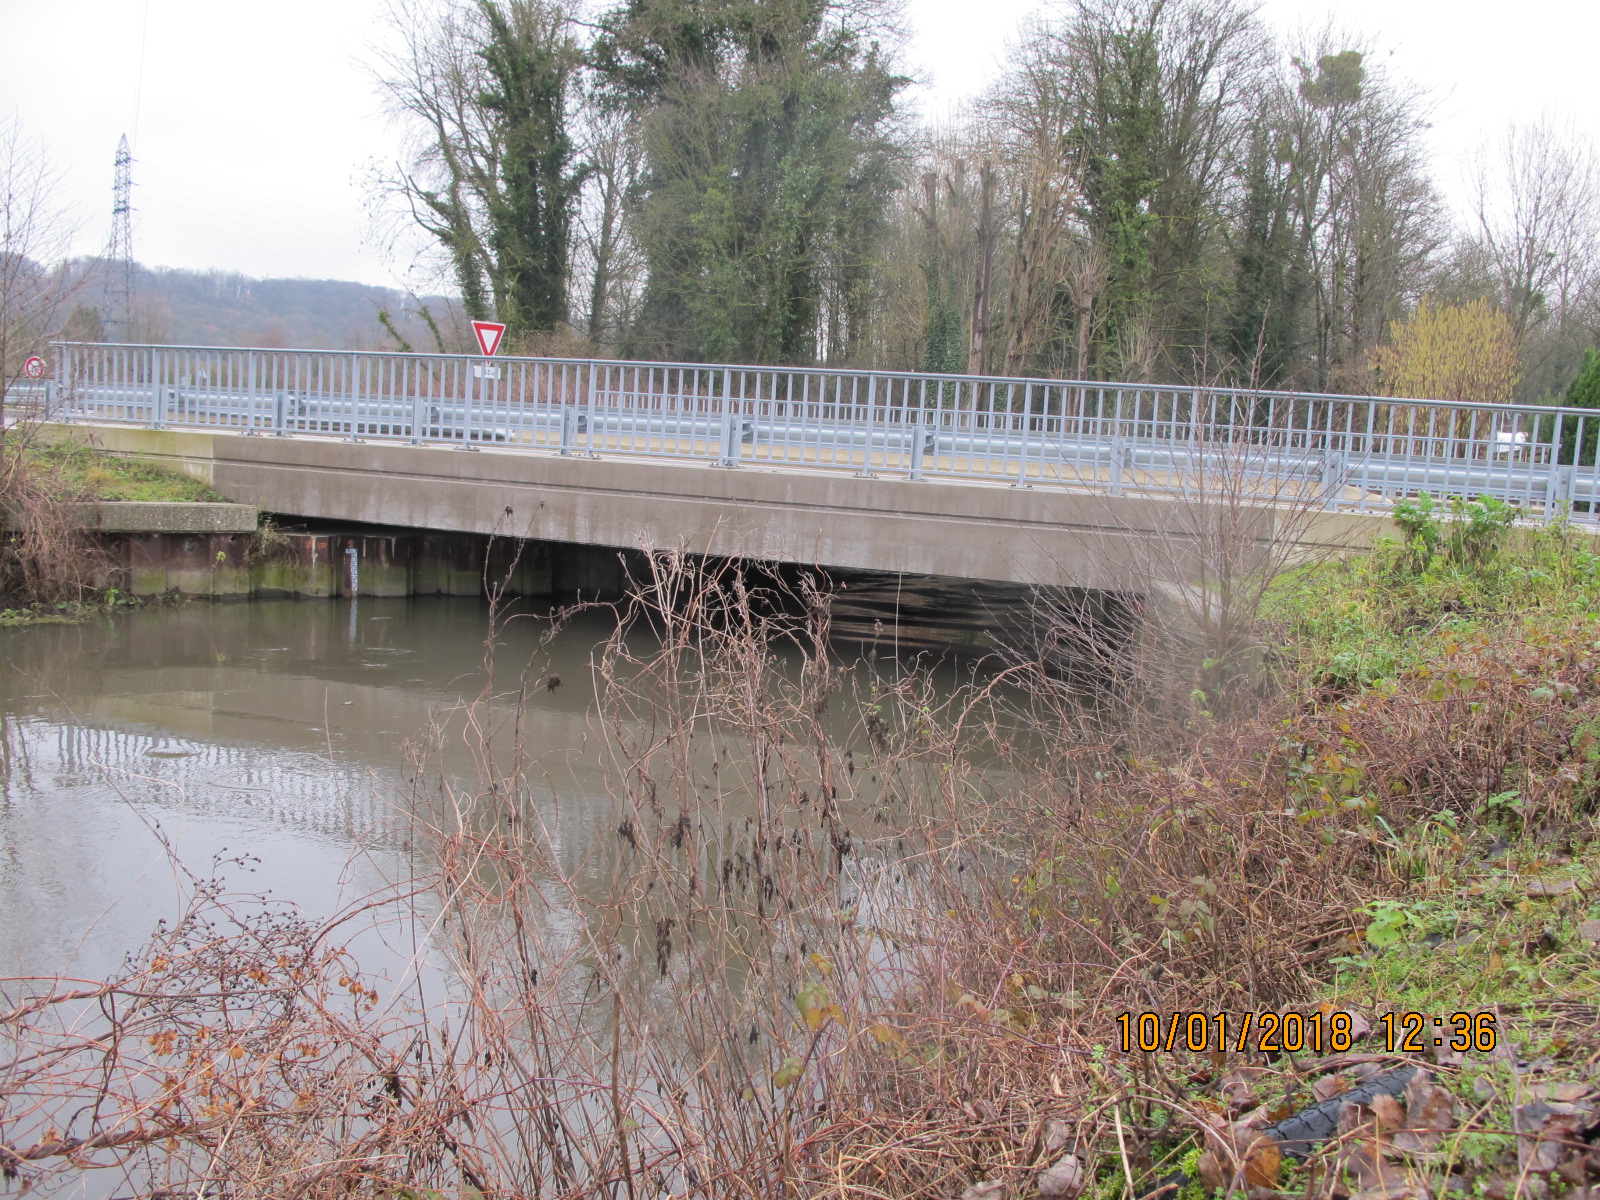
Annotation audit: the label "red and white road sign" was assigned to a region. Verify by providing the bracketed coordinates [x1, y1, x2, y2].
[22, 356, 45, 379]
[471, 320, 506, 357]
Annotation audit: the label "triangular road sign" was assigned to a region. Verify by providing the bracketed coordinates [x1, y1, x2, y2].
[471, 320, 506, 356]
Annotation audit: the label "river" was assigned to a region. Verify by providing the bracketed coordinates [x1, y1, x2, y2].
[0, 591, 1019, 987]
[0, 598, 636, 984]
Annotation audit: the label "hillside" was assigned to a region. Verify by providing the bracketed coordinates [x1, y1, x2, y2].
[65, 262, 462, 353]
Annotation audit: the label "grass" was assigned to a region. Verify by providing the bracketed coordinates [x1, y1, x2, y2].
[23, 439, 227, 503]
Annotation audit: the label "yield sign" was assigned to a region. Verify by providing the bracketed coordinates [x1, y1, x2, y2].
[471, 320, 506, 356]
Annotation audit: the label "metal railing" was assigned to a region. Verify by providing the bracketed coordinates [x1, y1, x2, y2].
[41, 341, 1600, 520]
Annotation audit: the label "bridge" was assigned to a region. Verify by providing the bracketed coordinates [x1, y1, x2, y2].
[24, 341, 1600, 590]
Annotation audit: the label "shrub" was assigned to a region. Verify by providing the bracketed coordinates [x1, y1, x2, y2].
[1556, 346, 1600, 467]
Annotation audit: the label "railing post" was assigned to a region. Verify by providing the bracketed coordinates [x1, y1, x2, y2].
[583, 360, 599, 457]
[458, 357, 477, 450]
[409, 372, 423, 445]
[909, 416, 926, 481]
[1320, 450, 1346, 510]
[152, 382, 169, 430]
[346, 352, 363, 442]
[856, 374, 877, 477]
[1108, 387, 1126, 496]
[718, 412, 741, 467]
[243, 349, 257, 434]
[1546, 462, 1575, 516]
[559, 404, 578, 455]
[1012, 382, 1033, 488]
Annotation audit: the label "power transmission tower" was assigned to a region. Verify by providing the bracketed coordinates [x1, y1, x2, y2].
[106, 134, 134, 340]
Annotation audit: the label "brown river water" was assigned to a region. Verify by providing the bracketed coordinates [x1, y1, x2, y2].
[0, 597, 631, 985]
[0, 592, 1018, 988]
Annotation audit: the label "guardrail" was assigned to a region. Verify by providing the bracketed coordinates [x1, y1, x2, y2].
[38, 341, 1600, 520]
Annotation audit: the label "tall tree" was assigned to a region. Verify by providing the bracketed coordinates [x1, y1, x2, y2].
[594, 0, 907, 364]
[1220, 121, 1301, 384]
[375, 0, 584, 336]
[1268, 40, 1442, 392]
[981, 0, 1268, 381]
[1464, 119, 1600, 400]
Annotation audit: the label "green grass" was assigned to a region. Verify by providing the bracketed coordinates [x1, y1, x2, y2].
[25, 440, 226, 503]
[1265, 515, 1600, 694]
[1334, 848, 1600, 1010]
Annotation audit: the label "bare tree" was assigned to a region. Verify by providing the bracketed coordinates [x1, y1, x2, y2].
[0, 118, 85, 429]
[1269, 33, 1443, 393]
[569, 99, 644, 348]
[1464, 117, 1600, 398]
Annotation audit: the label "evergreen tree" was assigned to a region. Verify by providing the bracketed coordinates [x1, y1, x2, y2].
[595, 0, 906, 364]
[1222, 128, 1299, 386]
[1558, 347, 1600, 466]
[378, 0, 583, 336]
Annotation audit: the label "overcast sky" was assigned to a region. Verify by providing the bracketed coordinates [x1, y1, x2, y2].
[2, 0, 1596, 292]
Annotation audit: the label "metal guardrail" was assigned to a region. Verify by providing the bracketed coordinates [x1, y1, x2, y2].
[39, 341, 1600, 519]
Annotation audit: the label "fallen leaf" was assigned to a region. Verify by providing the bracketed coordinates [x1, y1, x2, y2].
[1219, 1069, 1264, 1115]
[1040, 1117, 1074, 1157]
[1517, 1101, 1591, 1174]
[1339, 1101, 1375, 1138]
[1199, 1132, 1282, 1192]
[1037, 1153, 1085, 1199]
[1393, 1071, 1456, 1152]
[1524, 1082, 1597, 1105]
[1340, 1138, 1405, 1192]
[1349, 1186, 1424, 1200]
[958, 1182, 1005, 1200]
[1371, 1093, 1405, 1133]
[1197, 1148, 1228, 1192]
[1313, 1073, 1352, 1102]
[1244, 1137, 1283, 1188]
[1527, 878, 1579, 898]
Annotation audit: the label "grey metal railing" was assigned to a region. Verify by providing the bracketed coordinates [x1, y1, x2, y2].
[42, 341, 1600, 520]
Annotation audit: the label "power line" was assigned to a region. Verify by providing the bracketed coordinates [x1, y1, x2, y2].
[131, 0, 151, 149]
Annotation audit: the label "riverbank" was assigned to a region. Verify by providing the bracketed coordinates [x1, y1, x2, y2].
[2, 508, 1597, 1197]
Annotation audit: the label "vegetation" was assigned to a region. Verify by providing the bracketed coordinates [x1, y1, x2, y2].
[345, 0, 1599, 396]
[22, 440, 225, 503]
[0, 439, 226, 621]
[590, 0, 904, 364]
[1369, 295, 1521, 404]
[5, 507, 1600, 1197]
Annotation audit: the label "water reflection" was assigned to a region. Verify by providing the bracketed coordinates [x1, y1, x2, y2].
[0, 598, 622, 983]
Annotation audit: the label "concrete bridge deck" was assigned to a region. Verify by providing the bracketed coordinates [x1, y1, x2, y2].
[61, 423, 1387, 591]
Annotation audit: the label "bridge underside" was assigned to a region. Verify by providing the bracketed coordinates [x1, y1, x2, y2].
[57, 424, 1390, 591]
